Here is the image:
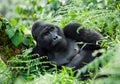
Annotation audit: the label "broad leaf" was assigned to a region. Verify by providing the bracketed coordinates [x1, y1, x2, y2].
[11, 32, 23, 46]
[5, 25, 16, 38]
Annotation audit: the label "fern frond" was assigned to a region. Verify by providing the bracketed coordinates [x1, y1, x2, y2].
[76, 47, 115, 78]
[94, 44, 120, 84]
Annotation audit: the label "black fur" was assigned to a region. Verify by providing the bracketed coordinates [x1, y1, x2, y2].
[32, 21, 103, 70]
[64, 22, 103, 43]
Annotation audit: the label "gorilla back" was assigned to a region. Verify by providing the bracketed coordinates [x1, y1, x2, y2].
[32, 20, 103, 70]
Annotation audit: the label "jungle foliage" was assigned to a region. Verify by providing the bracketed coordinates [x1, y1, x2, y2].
[0, 0, 120, 84]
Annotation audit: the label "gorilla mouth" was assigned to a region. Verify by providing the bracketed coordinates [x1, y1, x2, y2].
[52, 41, 61, 48]
[52, 38, 62, 47]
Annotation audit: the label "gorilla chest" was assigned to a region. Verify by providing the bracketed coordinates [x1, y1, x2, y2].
[48, 42, 80, 66]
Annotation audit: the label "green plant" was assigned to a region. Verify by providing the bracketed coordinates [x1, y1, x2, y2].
[93, 44, 120, 84]
[0, 58, 12, 84]
[8, 48, 56, 80]
[0, 17, 23, 46]
[14, 66, 81, 84]
[0, 0, 120, 83]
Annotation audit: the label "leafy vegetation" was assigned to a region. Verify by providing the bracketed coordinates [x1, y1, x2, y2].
[94, 44, 120, 84]
[0, 58, 12, 84]
[0, 0, 120, 84]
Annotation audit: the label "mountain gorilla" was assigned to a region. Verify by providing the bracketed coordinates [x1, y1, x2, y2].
[32, 20, 103, 70]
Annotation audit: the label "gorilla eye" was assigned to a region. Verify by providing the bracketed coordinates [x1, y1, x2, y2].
[44, 32, 49, 35]
[49, 27, 55, 31]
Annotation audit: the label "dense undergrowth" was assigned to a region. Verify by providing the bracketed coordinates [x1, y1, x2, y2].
[0, 0, 120, 84]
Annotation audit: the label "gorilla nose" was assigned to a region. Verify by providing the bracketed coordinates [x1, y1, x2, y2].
[52, 35, 62, 46]
[53, 35, 58, 40]
[53, 35, 62, 41]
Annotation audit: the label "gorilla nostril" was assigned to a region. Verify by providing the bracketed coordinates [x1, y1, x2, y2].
[53, 36, 58, 40]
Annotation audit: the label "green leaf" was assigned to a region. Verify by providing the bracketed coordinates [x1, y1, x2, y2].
[0, 21, 2, 29]
[11, 32, 23, 46]
[10, 18, 18, 26]
[0, 58, 12, 84]
[5, 25, 16, 38]
[0, 58, 7, 72]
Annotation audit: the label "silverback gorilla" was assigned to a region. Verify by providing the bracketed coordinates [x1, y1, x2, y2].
[31, 20, 103, 70]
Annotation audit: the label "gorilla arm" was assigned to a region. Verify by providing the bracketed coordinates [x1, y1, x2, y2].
[32, 45, 48, 56]
[63, 22, 103, 44]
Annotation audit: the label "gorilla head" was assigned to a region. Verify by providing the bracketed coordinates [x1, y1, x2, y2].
[32, 21, 67, 51]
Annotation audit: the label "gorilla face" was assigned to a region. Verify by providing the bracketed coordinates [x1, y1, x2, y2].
[38, 26, 63, 50]
[32, 21, 67, 51]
